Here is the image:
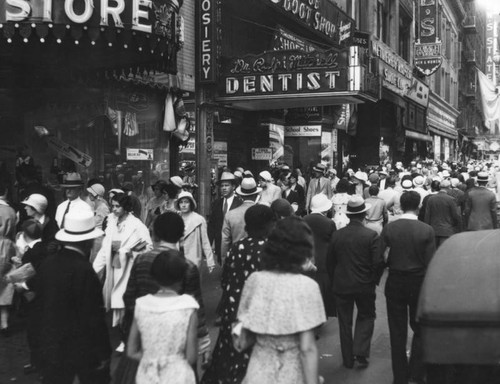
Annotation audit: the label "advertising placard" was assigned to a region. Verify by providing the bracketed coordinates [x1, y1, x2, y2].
[126, 148, 154, 161]
[285, 125, 322, 137]
[251, 148, 273, 161]
[415, 0, 443, 76]
[213, 141, 228, 166]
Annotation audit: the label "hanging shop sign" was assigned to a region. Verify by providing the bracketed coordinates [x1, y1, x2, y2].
[332, 104, 350, 131]
[46, 136, 93, 167]
[126, 148, 154, 161]
[1, 0, 180, 35]
[485, 14, 497, 81]
[197, 0, 218, 83]
[414, 0, 443, 76]
[272, 26, 319, 52]
[350, 30, 370, 49]
[285, 125, 321, 137]
[221, 49, 348, 98]
[252, 148, 273, 160]
[261, 0, 354, 48]
[372, 38, 429, 107]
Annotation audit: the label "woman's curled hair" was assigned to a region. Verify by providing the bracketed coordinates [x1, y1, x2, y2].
[262, 216, 313, 273]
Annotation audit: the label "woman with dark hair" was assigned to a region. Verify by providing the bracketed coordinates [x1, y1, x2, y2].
[127, 250, 199, 384]
[161, 182, 181, 213]
[332, 178, 351, 229]
[201, 205, 276, 384]
[144, 180, 167, 228]
[93, 193, 153, 349]
[234, 216, 326, 384]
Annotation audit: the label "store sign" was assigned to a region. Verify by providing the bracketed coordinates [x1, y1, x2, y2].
[198, 0, 217, 83]
[126, 148, 154, 160]
[213, 141, 228, 166]
[485, 14, 497, 81]
[46, 136, 93, 167]
[180, 138, 196, 154]
[428, 104, 455, 131]
[252, 148, 273, 160]
[415, 0, 443, 76]
[372, 39, 429, 107]
[350, 30, 370, 49]
[273, 26, 318, 52]
[261, 0, 354, 47]
[285, 125, 321, 137]
[1, 0, 178, 35]
[221, 49, 348, 97]
[332, 104, 350, 131]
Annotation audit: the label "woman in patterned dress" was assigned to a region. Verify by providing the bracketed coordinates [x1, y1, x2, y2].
[201, 205, 276, 384]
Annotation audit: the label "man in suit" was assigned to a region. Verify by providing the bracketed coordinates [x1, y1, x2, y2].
[424, 181, 460, 248]
[220, 177, 262, 264]
[381, 191, 436, 384]
[465, 171, 498, 231]
[304, 194, 336, 317]
[327, 195, 383, 369]
[208, 172, 243, 264]
[306, 163, 332, 213]
[27, 209, 111, 384]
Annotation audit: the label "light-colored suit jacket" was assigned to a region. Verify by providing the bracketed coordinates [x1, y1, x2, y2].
[220, 200, 255, 263]
[306, 176, 333, 211]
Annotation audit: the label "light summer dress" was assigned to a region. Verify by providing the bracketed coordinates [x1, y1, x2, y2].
[135, 294, 199, 384]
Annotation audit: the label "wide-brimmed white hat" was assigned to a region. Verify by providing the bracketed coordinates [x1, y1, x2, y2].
[354, 171, 368, 183]
[310, 193, 333, 214]
[259, 170, 273, 182]
[87, 183, 105, 197]
[346, 195, 371, 214]
[236, 177, 262, 196]
[217, 171, 236, 184]
[22, 193, 48, 214]
[170, 176, 184, 189]
[176, 191, 197, 210]
[55, 209, 104, 242]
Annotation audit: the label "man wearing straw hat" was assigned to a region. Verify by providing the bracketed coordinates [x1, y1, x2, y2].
[327, 195, 383, 369]
[28, 209, 111, 384]
[306, 163, 332, 213]
[208, 171, 243, 264]
[55, 172, 92, 229]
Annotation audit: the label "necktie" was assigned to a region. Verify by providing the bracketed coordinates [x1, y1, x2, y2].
[223, 198, 228, 217]
[61, 201, 71, 229]
[317, 178, 321, 192]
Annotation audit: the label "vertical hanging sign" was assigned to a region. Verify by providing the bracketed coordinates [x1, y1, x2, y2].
[197, 0, 217, 83]
[415, 0, 442, 76]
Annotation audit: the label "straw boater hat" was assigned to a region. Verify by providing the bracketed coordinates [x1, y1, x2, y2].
[21, 193, 48, 214]
[354, 171, 368, 183]
[346, 195, 371, 215]
[313, 163, 327, 173]
[477, 171, 489, 183]
[61, 172, 84, 188]
[310, 193, 333, 214]
[55, 209, 104, 242]
[236, 177, 262, 196]
[413, 176, 425, 188]
[176, 191, 197, 210]
[217, 171, 236, 185]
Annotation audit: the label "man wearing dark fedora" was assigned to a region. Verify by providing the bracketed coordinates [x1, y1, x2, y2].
[208, 171, 243, 265]
[327, 195, 383, 369]
[306, 163, 332, 213]
[55, 172, 92, 229]
[464, 171, 498, 231]
[220, 177, 262, 264]
[28, 209, 111, 384]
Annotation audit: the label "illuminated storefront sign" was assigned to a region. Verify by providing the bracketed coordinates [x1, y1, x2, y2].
[414, 0, 443, 76]
[261, 0, 353, 47]
[220, 49, 348, 97]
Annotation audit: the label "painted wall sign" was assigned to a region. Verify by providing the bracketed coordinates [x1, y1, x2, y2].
[285, 125, 322, 137]
[272, 26, 319, 52]
[261, 0, 354, 47]
[415, 0, 442, 76]
[126, 148, 154, 160]
[251, 148, 273, 160]
[197, 0, 217, 83]
[220, 49, 348, 97]
[0, 0, 179, 35]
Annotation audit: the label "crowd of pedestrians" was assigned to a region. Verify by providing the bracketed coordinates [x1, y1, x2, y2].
[0, 157, 499, 384]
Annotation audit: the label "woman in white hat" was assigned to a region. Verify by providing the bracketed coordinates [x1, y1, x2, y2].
[87, 183, 110, 230]
[93, 193, 153, 350]
[176, 191, 215, 272]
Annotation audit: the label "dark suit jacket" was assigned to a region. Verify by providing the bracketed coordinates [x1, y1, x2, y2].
[208, 194, 243, 257]
[327, 221, 382, 294]
[424, 191, 460, 237]
[30, 247, 111, 369]
[465, 186, 498, 230]
[41, 217, 59, 254]
[22, 241, 47, 272]
[283, 185, 306, 216]
[303, 213, 336, 272]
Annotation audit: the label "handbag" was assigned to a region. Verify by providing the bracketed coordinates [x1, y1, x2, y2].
[231, 321, 256, 352]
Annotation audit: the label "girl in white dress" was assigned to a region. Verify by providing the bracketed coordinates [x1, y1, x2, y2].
[331, 179, 351, 230]
[127, 250, 199, 384]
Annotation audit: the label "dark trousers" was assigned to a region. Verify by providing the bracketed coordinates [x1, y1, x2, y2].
[42, 363, 110, 384]
[385, 273, 425, 384]
[335, 291, 376, 367]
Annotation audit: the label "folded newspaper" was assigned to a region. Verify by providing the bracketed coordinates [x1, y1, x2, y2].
[5, 263, 36, 283]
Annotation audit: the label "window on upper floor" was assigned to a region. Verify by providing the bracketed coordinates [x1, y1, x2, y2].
[376, 0, 389, 42]
[399, 9, 412, 62]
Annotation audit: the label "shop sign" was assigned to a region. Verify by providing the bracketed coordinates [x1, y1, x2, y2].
[269, 123, 285, 162]
[485, 14, 497, 81]
[252, 148, 273, 160]
[1, 0, 178, 35]
[197, 0, 217, 83]
[46, 136, 93, 167]
[273, 26, 318, 52]
[285, 125, 321, 137]
[406, 78, 429, 107]
[261, 0, 354, 47]
[213, 141, 228, 166]
[126, 148, 154, 161]
[428, 104, 455, 130]
[415, 0, 443, 76]
[180, 138, 196, 154]
[350, 30, 370, 49]
[332, 104, 350, 131]
[221, 49, 348, 97]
